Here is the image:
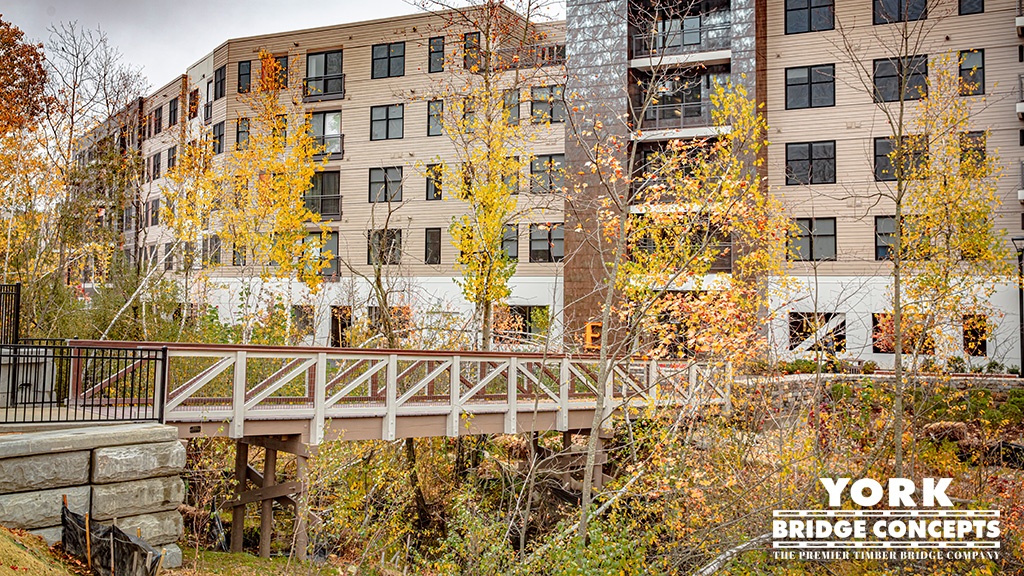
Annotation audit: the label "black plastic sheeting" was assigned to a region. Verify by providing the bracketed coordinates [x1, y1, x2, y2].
[61, 505, 164, 576]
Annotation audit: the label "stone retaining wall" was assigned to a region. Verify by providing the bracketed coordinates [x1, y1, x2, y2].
[0, 423, 185, 568]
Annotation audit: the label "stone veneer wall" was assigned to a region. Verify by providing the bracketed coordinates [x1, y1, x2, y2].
[0, 423, 185, 568]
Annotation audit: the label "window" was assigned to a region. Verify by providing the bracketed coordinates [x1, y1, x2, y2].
[427, 100, 443, 136]
[785, 141, 836, 185]
[502, 225, 518, 260]
[291, 305, 314, 337]
[368, 229, 402, 265]
[529, 223, 564, 262]
[789, 312, 846, 353]
[875, 216, 896, 260]
[311, 111, 343, 154]
[274, 114, 287, 140]
[203, 234, 222, 265]
[464, 32, 480, 70]
[785, 0, 834, 34]
[504, 89, 520, 123]
[167, 145, 176, 170]
[425, 228, 441, 265]
[786, 65, 834, 109]
[790, 217, 836, 261]
[531, 154, 565, 193]
[369, 167, 402, 203]
[330, 306, 352, 347]
[212, 121, 224, 154]
[959, 50, 984, 96]
[238, 61, 251, 93]
[874, 136, 926, 181]
[872, 312, 934, 354]
[960, 131, 986, 167]
[531, 85, 566, 123]
[462, 99, 476, 133]
[164, 243, 174, 271]
[236, 118, 249, 150]
[963, 314, 988, 356]
[151, 151, 161, 180]
[426, 164, 441, 200]
[204, 80, 213, 121]
[874, 0, 926, 23]
[873, 56, 927, 102]
[321, 232, 339, 276]
[275, 56, 289, 87]
[214, 65, 226, 100]
[372, 42, 405, 78]
[232, 242, 246, 266]
[188, 89, 199, 119]
[506, 305, 549, 337]
[307, 171, 341, 218]
[960, 0, 983, 14]
[152, 106, 163, 135]
[149, 199, 160, 226]
[429, 36, 444, 73]
[306, 50, 344, 97]
[370, 104, 403, 140]
[168, 98, 178, 126]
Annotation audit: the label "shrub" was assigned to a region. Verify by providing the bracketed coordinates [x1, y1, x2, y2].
[861, 361, 878, 375]
[946, 356, 966, 374]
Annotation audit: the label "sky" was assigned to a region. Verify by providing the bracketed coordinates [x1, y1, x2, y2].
[4, 0, 564, 93]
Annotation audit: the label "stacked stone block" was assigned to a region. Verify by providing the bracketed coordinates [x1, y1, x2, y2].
[0, 423, 186, 568]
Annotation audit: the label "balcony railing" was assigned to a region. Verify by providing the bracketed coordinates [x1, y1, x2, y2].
[631, 21, 731, 58]
[304, 194, 342, 219]
[640, 100, 713, 130]
[303, 73, 346, 100]
[475, 44, 567, 73]
[528, 178, 565, 194]
[314, 134, 344, 157]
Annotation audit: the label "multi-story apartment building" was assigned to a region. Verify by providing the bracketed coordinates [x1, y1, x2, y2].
[562, 0, 1024, 367]
[99, 1, 1024, 366]
[765, 0, 1023, 367]
[126, 7, 568, 346]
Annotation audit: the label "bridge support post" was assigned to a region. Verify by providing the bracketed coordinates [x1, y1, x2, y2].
[258, 447, 277, 558]
[230, 440, 249, 553]
[294, 453, 308, 561]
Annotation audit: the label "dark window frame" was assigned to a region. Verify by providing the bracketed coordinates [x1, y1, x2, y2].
[873, 55, 928, 102]
[367, 229, 402, 265]
[369, 167, 403, 203]
[370, 104, 404, 141]
[238, 61, 251, 93]
[212, 121, 225, 154]
[788, 311, 846, 353]
[236, 118, 249, 150]
[959, 0, 983, 14]
[275, 56, 289, 88]
[531, 85, 566, 123]
[214, 65, 226, 100]
[168, 98, 178, 126]
[790, 217, 837, 261]
[429, 36, 445, 73]
[529, 223, 565, 263]
[959, 49, 984, 96]
[785, 0, 835, 34]
[531, 154, 565, 193]
[311, 110, 343, 155]
[427, 100, 443, 136]
[873, 0, 927, 24]
[785, 141, 836, 185]
[425, 228, 441, 265]
[372, 42, 405, 79]
[502, 224, 518, 260]
[305, 50, 345, 98]
[875, 215, 896, 260]
[426, 164, 441, 200]
[785, 64, 835, 109]
[874, 136, 927, 181]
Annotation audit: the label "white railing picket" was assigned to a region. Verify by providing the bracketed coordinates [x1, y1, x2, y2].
[231, 351, 247, 438]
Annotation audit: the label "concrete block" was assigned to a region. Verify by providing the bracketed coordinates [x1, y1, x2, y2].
[161, 543, 182, 569]
[115, 511, 183, 546]
[91, 441, 185, 484]
[29, 526, 62, 546]
[0, 485, 90, 530]
[91, 476, 184, 521]
[0, 450, 90, 494]
[0, 424, 178, 459]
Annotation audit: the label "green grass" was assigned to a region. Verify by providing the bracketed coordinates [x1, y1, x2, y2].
[168, 550, 343, 576]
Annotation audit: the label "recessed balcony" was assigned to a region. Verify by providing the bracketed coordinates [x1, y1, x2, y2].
[630, 18, 731, 68]
[304, 193, 342, 220]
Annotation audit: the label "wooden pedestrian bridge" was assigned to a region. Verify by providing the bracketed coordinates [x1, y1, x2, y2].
[0, 338, 731, 558]
[0, 340, 731, 444]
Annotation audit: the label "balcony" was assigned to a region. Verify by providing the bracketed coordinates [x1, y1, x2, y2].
[303, 73, 346, 102]
[1018, 75, 1024, 119]
[304, 194, 342, 219]
[632, 21, 730, 58]
[1018, 161, 1024, 202]
[474, 44, 566, 73]
[639, 100, 713, 131]
[314, 134, 344, 158]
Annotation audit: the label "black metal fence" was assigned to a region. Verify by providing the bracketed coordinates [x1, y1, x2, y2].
[0, 343, 168, 424]
[0, 284, 20, 345]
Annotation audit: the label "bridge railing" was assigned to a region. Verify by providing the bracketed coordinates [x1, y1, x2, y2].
[75, 341, 731, 443]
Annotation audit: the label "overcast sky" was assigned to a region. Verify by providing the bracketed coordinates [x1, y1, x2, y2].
[4, 0, 563, 93]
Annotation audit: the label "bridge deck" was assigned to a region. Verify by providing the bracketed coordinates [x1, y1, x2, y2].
[8, 341, 731, 444]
